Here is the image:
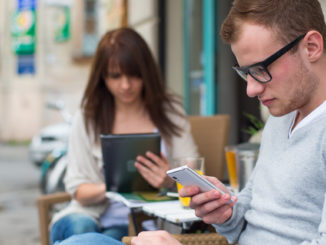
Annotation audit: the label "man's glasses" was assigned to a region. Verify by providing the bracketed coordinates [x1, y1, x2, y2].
[232, 34, 306, 83]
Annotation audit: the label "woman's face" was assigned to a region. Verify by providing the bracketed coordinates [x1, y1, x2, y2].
[105, 68, 144, 106]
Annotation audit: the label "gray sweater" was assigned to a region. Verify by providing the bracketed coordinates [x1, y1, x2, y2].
[214, 111, 326, 245]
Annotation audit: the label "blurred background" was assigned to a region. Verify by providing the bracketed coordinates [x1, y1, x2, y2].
[0, 0, 325, 244]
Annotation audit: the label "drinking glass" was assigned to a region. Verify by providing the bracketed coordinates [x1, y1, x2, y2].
[225, 145, 239, 193]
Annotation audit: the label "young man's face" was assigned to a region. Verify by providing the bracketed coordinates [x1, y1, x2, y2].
[231, 23, 318, 117]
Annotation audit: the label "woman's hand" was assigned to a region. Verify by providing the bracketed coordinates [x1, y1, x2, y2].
[135, 152, 174, 188]
[131, 231, 181, 245]
[179, 176, 237, 224]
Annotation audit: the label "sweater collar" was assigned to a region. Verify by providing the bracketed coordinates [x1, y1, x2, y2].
[288, 100, 326, 138]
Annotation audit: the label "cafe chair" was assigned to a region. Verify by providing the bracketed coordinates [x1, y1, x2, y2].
[37, 192, 71, 245]
[122, 233, 232, 245]
[37, 114, 231, 245]
[188, 114, 230, 180]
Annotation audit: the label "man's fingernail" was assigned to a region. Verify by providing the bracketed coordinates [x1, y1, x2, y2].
[213, 191, 220, 197]
[224, 194, 230, 200]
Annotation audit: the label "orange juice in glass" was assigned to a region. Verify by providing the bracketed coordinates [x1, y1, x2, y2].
[174, 157, 205, 208]
[225, 146, 238, 192]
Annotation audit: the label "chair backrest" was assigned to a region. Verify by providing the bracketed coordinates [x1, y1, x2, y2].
[188, 115, 230, 181]
[122, 233, 231, 245]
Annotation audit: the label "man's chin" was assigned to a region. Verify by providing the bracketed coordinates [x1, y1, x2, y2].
[268, 108, 289, 117]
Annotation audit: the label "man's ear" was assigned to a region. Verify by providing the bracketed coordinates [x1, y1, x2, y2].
[304, 30, 324, 62]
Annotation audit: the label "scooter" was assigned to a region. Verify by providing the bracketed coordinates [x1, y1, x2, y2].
[29, 101, 72, 193]
[40, 146, 68, 193]
[29, 101, 71, 167]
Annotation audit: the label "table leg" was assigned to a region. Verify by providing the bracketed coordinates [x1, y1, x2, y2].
[130, 208, 140, 235]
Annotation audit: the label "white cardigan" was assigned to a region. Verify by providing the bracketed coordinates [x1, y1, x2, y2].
[51, 105, 199, 227]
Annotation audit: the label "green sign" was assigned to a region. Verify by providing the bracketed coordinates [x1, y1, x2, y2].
[11, 9, 36, 55]
[54, 7, 70, 42]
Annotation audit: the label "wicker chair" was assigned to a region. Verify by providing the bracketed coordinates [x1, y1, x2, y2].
[187, 115, 230, 181]
[122, 233, 232, 245]
[122, 115, 232, 244]
[37, 115, 231, 245]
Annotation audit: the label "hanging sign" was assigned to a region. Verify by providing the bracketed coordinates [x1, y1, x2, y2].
[54, 7, 70, 42]
[17, 54, 35, 75]
[11, 0, 37, 55]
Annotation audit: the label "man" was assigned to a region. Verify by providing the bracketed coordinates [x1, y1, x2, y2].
[53, 0, 326, 244]
[132, 0, 326, 244]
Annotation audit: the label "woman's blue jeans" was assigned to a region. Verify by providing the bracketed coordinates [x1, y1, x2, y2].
[50, 213, 128, 245]
[53, 233, 125, 245]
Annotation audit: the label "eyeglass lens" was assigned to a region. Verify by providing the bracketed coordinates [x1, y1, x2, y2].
[249, 65, 271, 82]
[234, 65, 271, 83]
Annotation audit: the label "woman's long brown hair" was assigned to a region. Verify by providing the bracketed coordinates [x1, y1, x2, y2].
[81, 27, 184, 145]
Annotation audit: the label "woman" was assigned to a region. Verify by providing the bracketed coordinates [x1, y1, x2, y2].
[49, 27, 198, 244]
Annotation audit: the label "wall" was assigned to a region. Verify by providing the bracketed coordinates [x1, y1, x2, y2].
[128, 0, 158, 60]
[0, 0, 159, 142]
[0, 1, 90, 141]
[321, 0, 326, 12]
[165, 0, 184, 96]
[0, 1, 44, 141]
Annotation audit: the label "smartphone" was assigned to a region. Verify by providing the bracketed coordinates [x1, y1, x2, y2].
[166, 166, 234, 202]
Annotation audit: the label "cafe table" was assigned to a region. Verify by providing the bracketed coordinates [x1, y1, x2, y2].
[141, 200, 201, 230]
[106, 192, 202, 233]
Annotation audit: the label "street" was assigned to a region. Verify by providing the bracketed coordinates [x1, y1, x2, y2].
[0, 143, 41, 244]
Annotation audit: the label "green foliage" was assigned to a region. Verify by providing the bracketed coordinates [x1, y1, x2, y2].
[242, 112, 265, 136]
[4, 140, 31, 146]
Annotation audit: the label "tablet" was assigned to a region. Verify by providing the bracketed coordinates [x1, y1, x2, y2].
[100, 133, 161, 193]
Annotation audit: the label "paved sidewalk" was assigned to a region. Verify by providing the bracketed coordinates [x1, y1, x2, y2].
[0, 143, 41, 245]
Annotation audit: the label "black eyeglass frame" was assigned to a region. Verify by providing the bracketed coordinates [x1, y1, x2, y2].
[232, 33, 306, 83]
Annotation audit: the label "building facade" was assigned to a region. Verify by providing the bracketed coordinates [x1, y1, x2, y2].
[0, 0, 159, 141]
[0, 0, 325, 143]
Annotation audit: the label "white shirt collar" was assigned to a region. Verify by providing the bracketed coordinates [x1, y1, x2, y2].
[288, 100, 326, 138]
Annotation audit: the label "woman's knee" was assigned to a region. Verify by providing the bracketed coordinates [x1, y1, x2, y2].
[50, 214, 100, 244]
[66, 214, 99, 233]
[55, 232, 125, 245]
[102, 225, 128, 241]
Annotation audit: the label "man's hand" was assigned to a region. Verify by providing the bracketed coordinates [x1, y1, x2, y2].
[135, 152, 174, 188]
[179, 176, 237, 224]
[131, 231, 181, 245]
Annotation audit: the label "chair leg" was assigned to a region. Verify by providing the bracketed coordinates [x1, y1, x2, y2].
[37, 198, 50, 245]
[128, 211, 154, 236]
[129, 209, 140, 235]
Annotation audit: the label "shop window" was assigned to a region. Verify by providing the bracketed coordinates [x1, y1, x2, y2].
[73, 0, 127, 62]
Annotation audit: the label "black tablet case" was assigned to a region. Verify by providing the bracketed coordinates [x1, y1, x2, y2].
[100, 133, 160, 193]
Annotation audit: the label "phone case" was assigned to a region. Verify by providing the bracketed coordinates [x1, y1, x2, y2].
[166, 166, 226, 194]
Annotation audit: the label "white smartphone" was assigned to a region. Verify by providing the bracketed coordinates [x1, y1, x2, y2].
[167, 166, 234, 202]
